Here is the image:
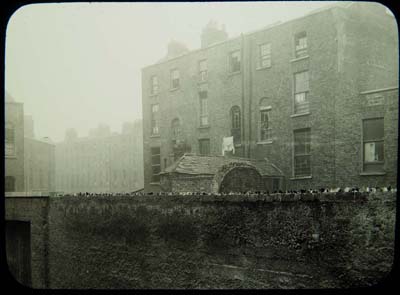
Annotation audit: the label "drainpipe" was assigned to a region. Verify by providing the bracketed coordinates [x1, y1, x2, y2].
[240, 33, 246, 157]
[248, 35, 253, 159]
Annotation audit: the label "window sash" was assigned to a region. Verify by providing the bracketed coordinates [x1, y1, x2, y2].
[363, 140, 384, 163]
[295, 37, 307, 51]
[151, 76, 158, 94]
[200, 98, 208, 115]
[294, 129, 311, 177]
[295, 71, 309, 93]
[199, 60, 207, 72]
[230, 51, 241, 72]
[151, 104, 159, 135]
[171, 70, 180, 88]
[294, 155, 311, 177]
[363, 118, 384, 141]
[151, 147, 161, 182]
[200, 115, 209, 126]
[259, 44, 271, 67]
[260, 109, 271, 141]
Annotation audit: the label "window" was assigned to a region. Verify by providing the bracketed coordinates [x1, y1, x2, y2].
[199, 60, 208, 82]
[199, 91, 208, 126]
[151, 104, 159, 135]
[5, 123, 15, 157]
[231, 106, 241, 144]
[199, 139, 210, 155]
[260, 108, 272, 141]
[5, 176, 15, 192]
[363, 118, 384, 172]
[171, 69, 180, 89]
[294, 129, 311, 177]
[259, 43, 271, 68]
[295, 31, 307, 58]
[151, 147, 161, 183]
[171, 118, 180, 139]
[294, 71, 309, 114]
[150, 75, 158, 95]
[229, 50, 241, 73]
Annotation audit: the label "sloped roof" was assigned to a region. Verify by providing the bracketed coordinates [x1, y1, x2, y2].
[163, 154, 283, 177]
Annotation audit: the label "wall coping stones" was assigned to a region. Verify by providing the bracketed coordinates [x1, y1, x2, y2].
[28, 191, 396, 205]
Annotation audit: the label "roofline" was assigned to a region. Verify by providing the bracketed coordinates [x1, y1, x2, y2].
[142, 2, 349, 70]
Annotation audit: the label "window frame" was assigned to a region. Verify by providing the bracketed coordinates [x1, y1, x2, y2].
[199, 91, 209, 127]
[230, 106, 242, 145]
[150, 75, 159, 95]
[198, 59, 208, 82]
[259, 106, 272, 142]
[229, 50, 241, 73]
[171, 118, 181, 139]
[293, 71, 310, 115]
[150, 104, 159, 136]
[5, 122, 16, 157]
[258, 43, 271, 69]
[294, 31, 308, 58]
[293, 128, 311, 178]
[362, 117, 385, 173]
[150, 147, 161, 183]
[170, 68, 180, 90]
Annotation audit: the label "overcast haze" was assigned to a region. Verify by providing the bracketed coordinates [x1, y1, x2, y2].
[5, 1, 336, 142]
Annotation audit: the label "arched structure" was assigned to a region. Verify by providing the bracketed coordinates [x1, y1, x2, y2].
[211, 161, 263, 193]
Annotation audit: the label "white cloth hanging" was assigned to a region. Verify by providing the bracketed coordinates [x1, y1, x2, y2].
[222, 136, 235, 155]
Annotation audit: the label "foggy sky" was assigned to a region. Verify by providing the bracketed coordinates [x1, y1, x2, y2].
[5, 1, 337, 142]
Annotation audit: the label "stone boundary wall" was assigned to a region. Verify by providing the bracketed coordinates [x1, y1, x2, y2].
[5, 192, 397, 289]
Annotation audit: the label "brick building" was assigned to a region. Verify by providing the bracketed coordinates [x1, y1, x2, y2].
[55, 121, 144, 193]
[5, 92, 25, 193]
[141, 2, 398, 193]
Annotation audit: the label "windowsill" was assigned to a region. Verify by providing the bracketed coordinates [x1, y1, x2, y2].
[149, 182, 161, 186]
[170, 87, 180, 92]
[360, 172, 386, 176]
[257, 140, 273, 145]
[291, 112, 310, 118]
[149, 93, 158, 97]
[290, 176, 312, 180]
[198, 125, 210, 129]
[290, 55, 309, 63]
[228, 71, 241, 77]
[150, 134, 160, 138]
[256, 65, 272, 71]
[5, 155, 17, 159]
[234, 144, 242, 147]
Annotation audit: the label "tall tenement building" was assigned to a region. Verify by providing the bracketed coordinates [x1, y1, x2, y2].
[5, 92, 25, 193]
[141, 2, 398, 193]
[55, 121, 144, 194]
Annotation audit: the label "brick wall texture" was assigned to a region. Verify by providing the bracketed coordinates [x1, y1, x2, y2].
[141, 2, 398, 192]
[5, 192, 396, 288]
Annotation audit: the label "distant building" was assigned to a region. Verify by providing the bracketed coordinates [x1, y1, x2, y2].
[5, 92, 25, 192]
[24, 137, 55, 194]
[24, 115, 35, 138]
[141, 2, 398, 193]
[55, 121, 144, 193]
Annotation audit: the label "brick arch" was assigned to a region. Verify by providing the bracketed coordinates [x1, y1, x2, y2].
[211, 162, 263, 193]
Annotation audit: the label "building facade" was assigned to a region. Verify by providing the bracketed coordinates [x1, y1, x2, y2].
[5, 93, 25, 192]
[141, 2, 398, 193]
[24, 137, 56, 194]
[55, 121, 144, 193]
